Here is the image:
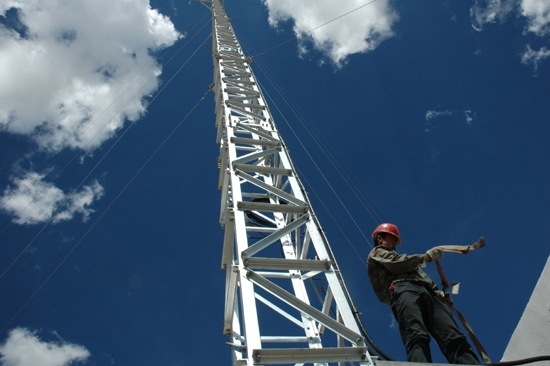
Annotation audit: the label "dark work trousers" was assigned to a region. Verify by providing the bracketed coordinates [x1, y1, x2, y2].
[390, 282, 480, 364]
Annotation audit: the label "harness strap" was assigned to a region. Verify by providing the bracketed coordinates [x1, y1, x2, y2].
[436, 260, 451, 289]
[433, 237, 486, 255]
[436, 260, 492, 364]
[450, 304, 492, 364]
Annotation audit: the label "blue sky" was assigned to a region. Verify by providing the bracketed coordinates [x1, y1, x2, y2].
[0, 0, 549, 365]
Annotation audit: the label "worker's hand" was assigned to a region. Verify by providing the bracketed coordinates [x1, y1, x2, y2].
[426, 248, 444, 262]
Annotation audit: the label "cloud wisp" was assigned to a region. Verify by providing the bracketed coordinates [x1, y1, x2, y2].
[470, 0, 516, 31]
[470, 0, 550, 69]
[470, 0, 550, 35]
[426, 110, 454, 121]
[262, 0, 399, 66]
[521, 45, 550, 70]
[424, 109, 476, 132]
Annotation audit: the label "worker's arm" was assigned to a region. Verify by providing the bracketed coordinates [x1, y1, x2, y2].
[369, 246, 426, 274]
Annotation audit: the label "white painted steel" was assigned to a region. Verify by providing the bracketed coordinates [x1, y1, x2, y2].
[206, 1, 373, 364]
[502, 255, 550, 364]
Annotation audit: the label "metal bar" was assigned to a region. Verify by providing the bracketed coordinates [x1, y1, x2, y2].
[231, 137, 280, 147]
[237, 201, 308, 214]
[235, 146, 257, 152]
[243, 257, 332, 272]
[252, 347, 369, 365]
[236, 122, 277, 141]
[234, 164, 292, 176]
[225, 86, 259, 95]
[260, 336, 308, 343]
[218, 142, 228, 189]
[224, 265, 239, 335]
[227, 101, 266, 110]
[255, 293, 304, 329]
[228, 106, 266, 120]
[223, 77, 256, 85]
[232, 146, 280, 167]
[255, 271, 291, 279]
[242, 215, 310, 258]
[319, 287, 334, 336]
[245, 226, 278, 233]
[221, 209, 235, 269]
[234, 171, 302, 205]
[219, 170, 230, 223]
[301, 270, 323, 280]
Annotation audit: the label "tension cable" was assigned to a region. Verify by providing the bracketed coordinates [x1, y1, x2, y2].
[434, 238, 491, 363]
[0, 88, 212, 335]
[248, 0, 378, 61]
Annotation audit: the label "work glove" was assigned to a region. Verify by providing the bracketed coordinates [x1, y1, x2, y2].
[426, 248, 444, 262]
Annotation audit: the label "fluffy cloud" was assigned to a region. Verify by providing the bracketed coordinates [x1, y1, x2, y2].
[0, 0, 181, 153]
[521, 0, 550, 35]
[0, 328, 89, 366]
[0, 0, 180, 225]
[262, 0, 399, 65]
[0, 172, 104, 225]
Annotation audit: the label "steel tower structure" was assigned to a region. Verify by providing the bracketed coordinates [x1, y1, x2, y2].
[206, 1, 374, 365]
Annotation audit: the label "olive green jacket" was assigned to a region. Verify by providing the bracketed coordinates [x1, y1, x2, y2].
[367, 245, 438, 306]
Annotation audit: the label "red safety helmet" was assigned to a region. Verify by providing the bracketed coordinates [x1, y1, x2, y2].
[372, 223, 401, 244]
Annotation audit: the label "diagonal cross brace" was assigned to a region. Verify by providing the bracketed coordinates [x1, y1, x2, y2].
[246, 270, 365, 347]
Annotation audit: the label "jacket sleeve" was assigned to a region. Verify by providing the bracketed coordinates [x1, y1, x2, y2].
[369, 246, 426, 274]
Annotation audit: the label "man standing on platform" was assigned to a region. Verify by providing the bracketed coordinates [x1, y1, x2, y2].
[367, 223, 480, 364]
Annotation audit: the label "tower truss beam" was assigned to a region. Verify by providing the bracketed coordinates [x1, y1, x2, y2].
[206, 1, 374, 365]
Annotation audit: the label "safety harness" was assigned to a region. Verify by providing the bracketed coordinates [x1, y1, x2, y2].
[433, 238, 492, 364]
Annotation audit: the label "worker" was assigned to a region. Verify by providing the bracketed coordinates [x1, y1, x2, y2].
[367, 223, 480, 364]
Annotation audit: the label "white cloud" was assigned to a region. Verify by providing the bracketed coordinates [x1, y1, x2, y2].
[521, 45, 550, 69]
[424, 109, 475, 132]
[0, 0, 181, 153]
[471, 0, 550, 37]
[464, 110, 475, 124]
[262, 0, 399, 66]
[0, 172, 104, 225]
[0, 0, 180, 225]
[470, 0, 516, 31]
[521, 0, 550, 35]
[0, 327, 90, 366]
[426, 110, 453, 121]
[470, 0, 550, 70]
